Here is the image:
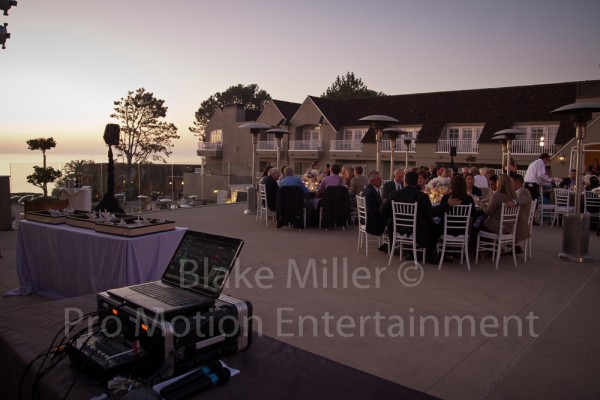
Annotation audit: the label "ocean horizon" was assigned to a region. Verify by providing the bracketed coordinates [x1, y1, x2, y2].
[1, 152, 204, 193]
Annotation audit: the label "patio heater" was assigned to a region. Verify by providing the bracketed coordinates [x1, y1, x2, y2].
[358, 115, 399, 173]
[491, 129, 520, 175]
[266, 128, 291, 171]
[239, 122, 272, 215]
[550, 102, 600, 263]
[383, 128, 411, 177]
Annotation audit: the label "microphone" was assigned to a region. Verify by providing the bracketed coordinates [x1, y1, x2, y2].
[160, 367, 231, 400]
[159, 360, 221, 397]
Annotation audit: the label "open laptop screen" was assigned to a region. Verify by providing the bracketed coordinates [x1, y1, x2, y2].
[162, 231, 243, 297]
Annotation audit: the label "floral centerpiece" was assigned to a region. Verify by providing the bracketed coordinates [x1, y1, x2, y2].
[303, 169, 322, 192]
[425, 176, 450, 204]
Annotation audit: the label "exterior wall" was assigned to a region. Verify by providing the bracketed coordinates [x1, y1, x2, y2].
[551, 114, 600, 178]
[198, 88, 600, 191]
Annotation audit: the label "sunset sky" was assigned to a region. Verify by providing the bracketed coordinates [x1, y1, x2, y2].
[1, 0, 599, 159]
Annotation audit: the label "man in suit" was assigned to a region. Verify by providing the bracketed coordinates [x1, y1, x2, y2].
[560, 169, 577, 189]
[509, 174, 532, 253]
[381, 171, 439, 264]
[362, 171, 387, 237]
[381, 167, 404, 201]
[263, 167, 281, 211]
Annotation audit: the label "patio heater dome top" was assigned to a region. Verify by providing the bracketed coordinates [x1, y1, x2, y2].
[551, 102, 600, 123]
[265, 128, 291, 139]
[491, 129, 521, 142]
[358, 115, 400, 123]
[239, 122, 272, 134]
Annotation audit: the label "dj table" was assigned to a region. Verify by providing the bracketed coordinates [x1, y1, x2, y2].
[0, 295, 437, 400]
[12, 221, 186, 299]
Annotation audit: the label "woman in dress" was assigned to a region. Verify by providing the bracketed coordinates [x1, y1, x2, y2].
[478, 174, 517, 234]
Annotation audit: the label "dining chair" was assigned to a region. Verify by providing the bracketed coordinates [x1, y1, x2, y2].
[437, 204, 472, 271]
[319, 186, 351, 230]
[584, 190, 600, 236]
[275, 186, 306, 230]
[258, 184, 275, 227]
[476, 203, 520, 269]
[388, 201, 426, 266]
[355, 195, 384, 257]
[536, 186, 555, 226]
[551, 188, 574, 228]
[523, 199, 537, 262]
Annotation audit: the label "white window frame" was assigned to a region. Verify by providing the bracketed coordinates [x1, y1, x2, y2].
[343, 128, 366, 142]
[303, 128, 321, 142]
[513, 124, 559, 144]
[209, 129, 223, 143]
[446, 126, 481, 142]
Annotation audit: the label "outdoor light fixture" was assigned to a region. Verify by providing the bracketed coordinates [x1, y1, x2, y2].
[239, 122, 272, 215]
[358, 115, 399, 173]
[559, 155, 565, 165]
[550, 101, 600, 263]
[317, 116, 324, 127]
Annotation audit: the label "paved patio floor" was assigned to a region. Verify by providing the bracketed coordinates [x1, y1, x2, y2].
[1, 203, 599, 399]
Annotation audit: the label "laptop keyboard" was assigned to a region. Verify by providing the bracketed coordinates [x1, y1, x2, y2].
[130, 282, 203, 307]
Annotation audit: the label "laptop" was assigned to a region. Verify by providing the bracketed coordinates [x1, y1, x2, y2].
[107, 230, 244, 316]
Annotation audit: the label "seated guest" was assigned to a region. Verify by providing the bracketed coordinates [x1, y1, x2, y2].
[472, 167, 489, 189]
[439, 175, 476, 216]
[436, 175, 476, 248]
[585, 175, 600, 192]
[306, 160, 321, 175]
[280, 167, 308, 194]
[465, 174, 482, 197]
[477, 174, 516, 234]
[263, 168, 281, 211]
[381, 167, 404, 201]
[341, 165, 355, 188]
[316, 163, 344, 197]
[381, 171, 439, 264]
[561, 169, 577, 189]
[510, 174, 532, 253]
[486, 175, 499, 198]
[259, 165, 273, 185]
[417, 170, 429, 191]
[350, 165, 368, 197]
[362, 171, 386, 236]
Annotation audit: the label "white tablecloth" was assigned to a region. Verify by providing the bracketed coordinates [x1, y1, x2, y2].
[60, 186, 92, 211]
[10, 221, 186, 299]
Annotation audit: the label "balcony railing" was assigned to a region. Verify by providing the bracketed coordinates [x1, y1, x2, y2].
[197, 142, 222, 151]
[381, 140, 416, 153]
[436, 140, 479, 154]
[257, 141, 278, 151]
[330, 140, 362, 151]
[511, 140, 556, 155]
[289, 140, 322, 151]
